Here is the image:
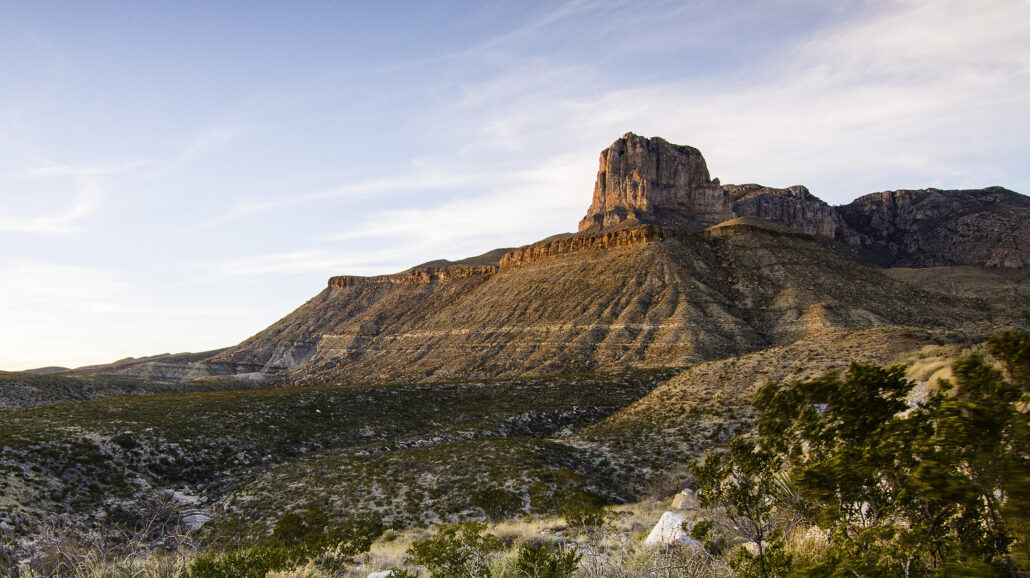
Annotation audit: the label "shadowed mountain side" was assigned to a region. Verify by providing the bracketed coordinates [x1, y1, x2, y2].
[205, 221, 997, 386]
[839, 186, 1030, 267]
[575, 326, 951, 492]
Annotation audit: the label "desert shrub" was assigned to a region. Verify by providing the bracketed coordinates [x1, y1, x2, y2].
[185, 544, 293, 578]
[406, 521, 501, 578]
[472, 488, 524, 521]
[185, 507, 384, 577]
[691, 336, 1030, 577]
[559, 489, 611, 529]
[514, 542, 580, 578]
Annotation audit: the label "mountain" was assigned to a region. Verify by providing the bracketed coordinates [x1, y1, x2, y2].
[4, 133, 1029, 572]
[50, 133, 1029, 387]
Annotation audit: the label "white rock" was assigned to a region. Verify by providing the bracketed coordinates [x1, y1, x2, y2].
[644, 511, 700, 546]
[367, 572, 394, 578]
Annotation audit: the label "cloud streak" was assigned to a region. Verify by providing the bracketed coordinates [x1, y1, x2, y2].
[0, 178, 101, 234]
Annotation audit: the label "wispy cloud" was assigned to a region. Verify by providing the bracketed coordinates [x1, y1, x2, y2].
[0, 177, 100, 234]
[0, 157, 145, 234]
[195, 170, 466, 229]
[199, 248, 411, 277]
[419, 0, 1030, 202]
[324, 155, 588, 245]
[17, 157, 147, 178]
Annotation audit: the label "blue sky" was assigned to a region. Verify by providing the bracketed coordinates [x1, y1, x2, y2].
[1, 0, 1028, 370]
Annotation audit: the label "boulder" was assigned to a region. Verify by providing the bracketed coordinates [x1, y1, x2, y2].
[644, 511, 700, 546]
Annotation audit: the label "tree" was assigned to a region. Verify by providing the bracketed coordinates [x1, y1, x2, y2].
[691, 436, 787, 577]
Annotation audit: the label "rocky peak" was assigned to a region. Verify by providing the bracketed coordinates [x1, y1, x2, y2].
[725, 183, 854, 241]
[839, 187, 1030, 267]
[578, 133, 731, 233]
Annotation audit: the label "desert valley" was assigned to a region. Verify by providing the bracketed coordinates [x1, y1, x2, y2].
[1, 133, 1028, 576]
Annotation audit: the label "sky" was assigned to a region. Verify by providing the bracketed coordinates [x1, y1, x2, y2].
[1, 0, 1028, 370]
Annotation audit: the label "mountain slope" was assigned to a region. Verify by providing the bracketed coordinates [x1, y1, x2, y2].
[202, 220, 998, 387]
[48, 133, 1029, 387]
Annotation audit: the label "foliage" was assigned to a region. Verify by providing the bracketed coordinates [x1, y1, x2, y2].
[513, 541, 581, 578]
[732, 541, 793, 578]
[690, 331, 1030, 577]
[406, 521, 501, 578]
[184, 507, 383, 578]
[471, 488, 525, 521]
[558, 489, 611, 529]
[691, 436, 785, 576]
[185, 544, 293, 578]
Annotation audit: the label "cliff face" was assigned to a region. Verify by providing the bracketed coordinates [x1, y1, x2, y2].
[579, 134, 1029, 269]
[725, 184, 855, 242]
[329, 265, 499, 287]
[578, 133, 730, 233]
[839, 187, 1030, 268]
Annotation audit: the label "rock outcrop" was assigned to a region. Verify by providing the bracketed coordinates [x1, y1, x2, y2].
[839, 187, 1030, 268]
[578, 134, 1029, 269]
[725, 184, 854, 242]
[578, 133, 730, 233]
[329, 265, 498, 287]
[644, 511, 699, 546]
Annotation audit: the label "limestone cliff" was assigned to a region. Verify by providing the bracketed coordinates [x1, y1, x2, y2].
[725, 184, 855, 242]
[63, 134, 1030, 384]
[578, 133, 730, 233]
[579, 134, 1029, 269]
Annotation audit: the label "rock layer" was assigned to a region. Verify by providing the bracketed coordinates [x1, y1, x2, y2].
[203, 223, 1000, 386]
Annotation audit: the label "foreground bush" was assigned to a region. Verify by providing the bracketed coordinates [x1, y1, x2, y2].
[691, 330, 1030, 577]
[514, 542, 580, 578]
[406, 521, 501, 578]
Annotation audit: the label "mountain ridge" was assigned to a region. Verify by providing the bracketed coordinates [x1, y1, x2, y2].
[42, 133, 1030, 385]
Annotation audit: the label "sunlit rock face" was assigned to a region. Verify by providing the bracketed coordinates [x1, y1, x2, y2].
[578, 133, 731, 233]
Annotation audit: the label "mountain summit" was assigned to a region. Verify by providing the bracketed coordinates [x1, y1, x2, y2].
[578, 133, 730, 232]
[53, 134, 1029, 385]
[581, 133, 1030, 268]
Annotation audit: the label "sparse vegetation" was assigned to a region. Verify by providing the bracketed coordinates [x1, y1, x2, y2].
[3, 331, 1029, 576]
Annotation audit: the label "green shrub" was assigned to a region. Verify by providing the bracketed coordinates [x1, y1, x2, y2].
[407, 521, 501, 577]
[184, 544, 292, 578]
[472, 488, 524, 521]
[185, 507, 384, 577]
[558, 490, 610, 529]
[514, 542, 580, 578]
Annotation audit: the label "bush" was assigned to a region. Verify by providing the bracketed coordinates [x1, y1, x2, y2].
[406, 521, 501, 577]
[185, 507, 384, 577]
[472, 488, 524, 521]
[185, 544, 292, 578]
[558, 490, 610, 529]
[514, 542, 580, 578]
